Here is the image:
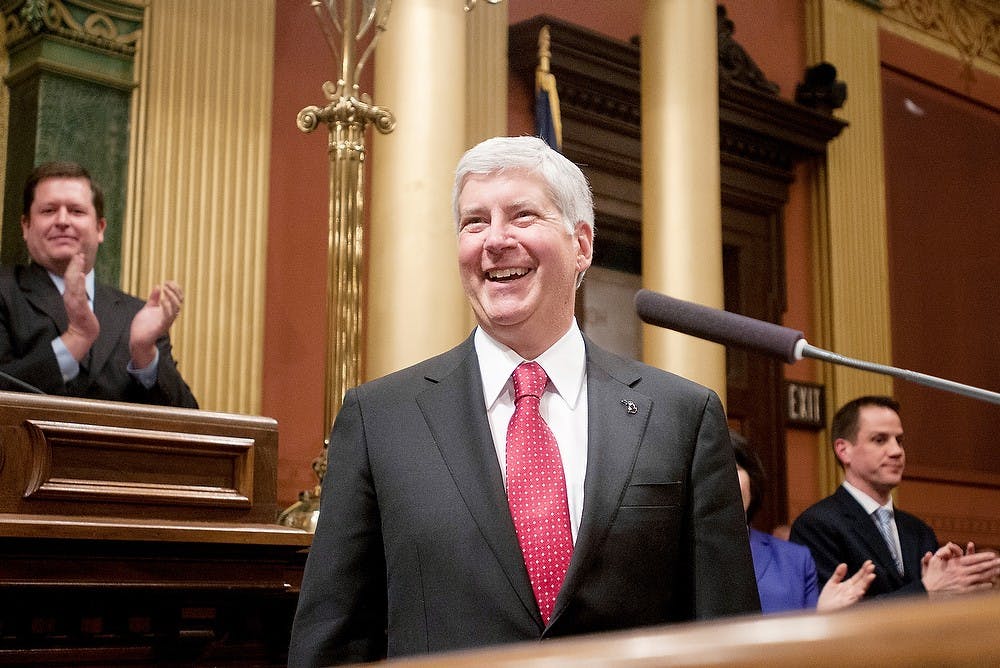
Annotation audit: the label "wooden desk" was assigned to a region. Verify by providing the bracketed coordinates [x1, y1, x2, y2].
[0, 391, 311, 666]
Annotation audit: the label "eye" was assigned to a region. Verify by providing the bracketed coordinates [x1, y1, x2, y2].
[460, 217, 488, 234]
[512, 210, 537, 226]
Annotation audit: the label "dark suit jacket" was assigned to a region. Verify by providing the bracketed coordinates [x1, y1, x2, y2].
[288, 334, 760, 666]
[0, 263, 198, 408]
[790, 485, 938, 600]
[750, 527, 818, 613]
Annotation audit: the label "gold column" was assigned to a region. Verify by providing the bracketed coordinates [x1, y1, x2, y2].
[297, 0, 396, 433]
[367, 0, 471, 379]
[125, 0, 274, 415]
[640, 0, 726, 401]
[805, 0, 893, 493]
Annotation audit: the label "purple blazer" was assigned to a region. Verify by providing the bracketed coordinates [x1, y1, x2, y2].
[750, 527, 819, 613]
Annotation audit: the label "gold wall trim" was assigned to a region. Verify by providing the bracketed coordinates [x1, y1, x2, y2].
[807, 0, 894, 496]
[2, 0, 143, 55]
[465, 0, 508, 145]
[463, 0, 507, 334]
[123, 0, 275, 414]
[880, 0, 1000, 78]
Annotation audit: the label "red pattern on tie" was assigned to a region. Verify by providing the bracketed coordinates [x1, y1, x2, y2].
[506, 361, 573, 625]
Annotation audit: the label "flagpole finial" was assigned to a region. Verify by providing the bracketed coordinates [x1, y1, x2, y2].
[538, 24, 551, 74]
[534, 24, 562, 151]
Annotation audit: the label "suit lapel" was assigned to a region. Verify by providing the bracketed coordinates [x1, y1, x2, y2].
[19, 264, 67, 330]
[415, 337, 538, 620]
[90, 283, 128, 375]
[835, 487, 905, 584]
[555, 340, 649, 615]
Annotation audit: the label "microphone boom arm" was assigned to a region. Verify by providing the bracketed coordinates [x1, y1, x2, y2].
[796, 341, 1000, 405]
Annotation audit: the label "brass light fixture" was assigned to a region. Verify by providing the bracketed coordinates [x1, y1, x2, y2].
[279, 0, 395, 531]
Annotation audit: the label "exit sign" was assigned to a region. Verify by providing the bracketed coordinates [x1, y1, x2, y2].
[785, 381, 825, 429]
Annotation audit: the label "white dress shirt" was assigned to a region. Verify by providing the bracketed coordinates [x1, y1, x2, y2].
[475, 321, 589, 542]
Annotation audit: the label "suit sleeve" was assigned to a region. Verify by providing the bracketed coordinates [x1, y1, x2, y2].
[688, 391, 761, 617]
[125, 333, 199, 408]
[288, 388, 388, 667]
[789, 510, 843, 587]
[802, 551, 819, 608]
[0, 278, 68, 394]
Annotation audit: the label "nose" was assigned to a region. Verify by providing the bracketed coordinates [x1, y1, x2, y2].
[54, 206, 70, 224]
[482, 219, 514, 253]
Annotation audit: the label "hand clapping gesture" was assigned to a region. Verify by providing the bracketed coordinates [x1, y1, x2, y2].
[129, 280, 185, 369]
[60, 252, 99, 362]
[817, 560, 876, 611]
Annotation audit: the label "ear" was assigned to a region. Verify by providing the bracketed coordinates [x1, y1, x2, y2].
[97, 217, 107, 243]
[20, 215, 30, 240]
[574, 221, 593, 274]
[833, 438, 851, 467]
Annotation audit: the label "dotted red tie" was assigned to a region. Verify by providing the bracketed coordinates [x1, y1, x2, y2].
[506, 361, 573, 625]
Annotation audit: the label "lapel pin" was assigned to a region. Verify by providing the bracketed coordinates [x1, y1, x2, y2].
[620, 399, 638, 415]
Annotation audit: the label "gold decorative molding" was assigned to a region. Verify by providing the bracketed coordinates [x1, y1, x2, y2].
[881, 0, 1000, 74]
[2, 0, 142, 55]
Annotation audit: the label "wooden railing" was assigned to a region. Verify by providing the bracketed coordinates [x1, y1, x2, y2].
[380, 584, 1000, 666]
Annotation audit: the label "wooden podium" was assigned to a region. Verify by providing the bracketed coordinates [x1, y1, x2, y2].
[0, 390, 312, 666]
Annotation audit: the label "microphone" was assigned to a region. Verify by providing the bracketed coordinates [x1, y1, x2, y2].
[634, 288, 1000, 405]
[0, 369, 47, 395]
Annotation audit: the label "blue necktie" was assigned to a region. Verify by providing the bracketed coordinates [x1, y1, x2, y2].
[873, 507, 904, 574]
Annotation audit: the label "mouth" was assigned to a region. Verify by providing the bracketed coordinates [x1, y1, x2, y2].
[486, 267, 531, 282]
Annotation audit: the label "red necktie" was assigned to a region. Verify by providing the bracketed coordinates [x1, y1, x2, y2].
[506, 361, 573, 624]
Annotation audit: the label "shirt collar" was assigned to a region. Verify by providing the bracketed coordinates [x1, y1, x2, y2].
[475, 319, 586, 410]
[842, 480, 894, 515]
[47, 269, 96, 305]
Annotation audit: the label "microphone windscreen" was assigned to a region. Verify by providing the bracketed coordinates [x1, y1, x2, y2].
[634, 289, 804, 364]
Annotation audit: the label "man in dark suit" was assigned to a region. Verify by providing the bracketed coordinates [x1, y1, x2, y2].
[790, 396, 999, 600]
[0, 161, 197, 408]
[288, 136, 759, 666]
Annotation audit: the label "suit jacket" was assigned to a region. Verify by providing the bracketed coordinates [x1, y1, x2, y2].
[288, 334, 760, 666]
[749, 527, 818, 613]
[0, 263, 198, 408]
[790, 485, 938, 600]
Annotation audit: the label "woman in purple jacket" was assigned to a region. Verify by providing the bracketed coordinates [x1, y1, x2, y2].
[732, 432, 875, 613]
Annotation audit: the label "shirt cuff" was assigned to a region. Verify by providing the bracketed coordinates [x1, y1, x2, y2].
[127, 348, 160, 389]
[51, 337, 80, 382]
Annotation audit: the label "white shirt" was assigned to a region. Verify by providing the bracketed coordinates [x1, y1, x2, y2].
[475, 320, 588, 542]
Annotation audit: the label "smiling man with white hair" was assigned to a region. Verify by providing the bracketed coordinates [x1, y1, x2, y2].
[289, 136, 759, 666]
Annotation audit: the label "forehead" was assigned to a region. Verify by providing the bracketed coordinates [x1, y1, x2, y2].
[857, 405, 903, 435]
[32, 177, 93, 204]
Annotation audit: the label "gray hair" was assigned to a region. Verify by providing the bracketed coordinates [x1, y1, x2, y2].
[451, 136, 595, 239]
